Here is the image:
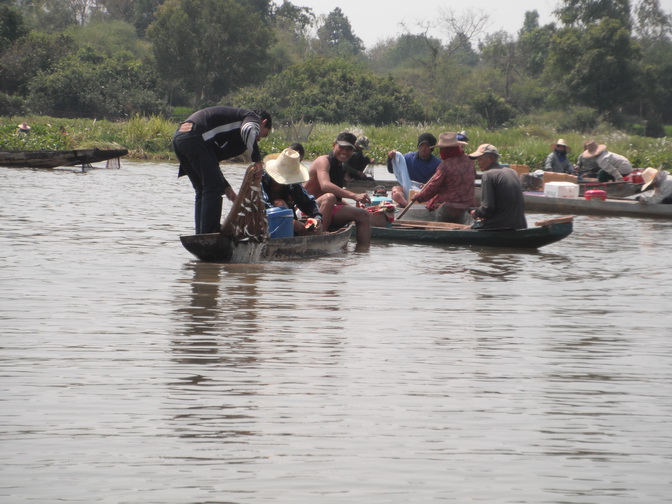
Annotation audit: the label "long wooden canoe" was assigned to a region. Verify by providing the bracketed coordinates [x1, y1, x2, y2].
[0, 148, 128, 169]
[180, 223, 354, 263]
[522, 192, 672, 219]
[370, 217, 573, 249]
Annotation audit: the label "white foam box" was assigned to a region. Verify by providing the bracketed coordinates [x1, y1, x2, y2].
[544, 181, 579, 198]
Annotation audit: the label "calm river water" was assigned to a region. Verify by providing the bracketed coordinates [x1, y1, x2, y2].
[1, 161, 671, 504]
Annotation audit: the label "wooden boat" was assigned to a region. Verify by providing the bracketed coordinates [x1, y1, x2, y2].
[0, 148, 128, 169]
[370, 216, 573, 249]
[179, 163, 353, 263]
[180, 223, 354, 263]
[522, 192, 672, 219]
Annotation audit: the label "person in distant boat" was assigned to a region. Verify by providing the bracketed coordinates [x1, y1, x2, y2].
[172, 106, 272, 234]
[544, 139, 575, 174]
[343, 135, 374, 181]
[636, 168, 672, 204]
[580, 140, 633, 182]
[469, 143, 527, 230]
[303, 131, 372, 249]
[575, 140, 600, 179]
[17, 122, 31, 133]
[409, 132, 475, 224]
[261, 148, 323, 235]
[386, 132, 441, 207]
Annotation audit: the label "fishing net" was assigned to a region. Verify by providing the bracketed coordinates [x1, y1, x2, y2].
[220, 164, 268, 242]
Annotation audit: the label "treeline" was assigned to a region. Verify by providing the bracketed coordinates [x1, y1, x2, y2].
[1, 0, 671, 136]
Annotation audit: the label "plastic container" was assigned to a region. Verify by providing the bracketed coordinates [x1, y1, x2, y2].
[369, 196, 394, 206]
[544, 181, 579, 198]
[266, 207, 294, 238]
[585, 189, 607, 201]
[625, 170, 644, 184]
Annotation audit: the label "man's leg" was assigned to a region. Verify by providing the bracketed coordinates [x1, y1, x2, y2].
[331, 204, 371, 249]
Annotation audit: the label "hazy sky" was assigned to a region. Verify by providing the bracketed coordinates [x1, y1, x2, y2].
[295, 0, 672, 48]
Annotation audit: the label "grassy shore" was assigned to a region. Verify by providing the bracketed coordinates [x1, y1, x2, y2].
[2, 115, 671, 170]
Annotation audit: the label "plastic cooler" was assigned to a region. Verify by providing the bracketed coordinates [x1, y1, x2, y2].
[266, 207, 294, 238]
[585, 189, 607, 201]
[544, 181, 579, 198]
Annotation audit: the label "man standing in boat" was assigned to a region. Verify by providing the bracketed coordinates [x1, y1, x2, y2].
[469, 144, 527, 230]
[303, 131, 372, 250]
[172, 106, 272, 234]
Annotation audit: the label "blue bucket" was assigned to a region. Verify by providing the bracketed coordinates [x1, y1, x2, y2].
[266, 207, 294, 238]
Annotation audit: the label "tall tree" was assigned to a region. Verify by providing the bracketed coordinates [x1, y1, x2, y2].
[147, 0, 274, 106]
[555, 0, 632, 28]
[314, 7, 363, 57]
[0, 3, 28, 52]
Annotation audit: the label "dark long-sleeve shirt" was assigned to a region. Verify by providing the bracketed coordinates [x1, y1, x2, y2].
[473, 165, 527, 229]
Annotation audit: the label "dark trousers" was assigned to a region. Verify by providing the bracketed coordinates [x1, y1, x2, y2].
[173, 130, 226, 234]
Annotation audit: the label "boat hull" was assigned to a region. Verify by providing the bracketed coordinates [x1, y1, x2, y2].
[523, 192, 672, 219]
[0, 148, 129, 169]
[180, 224, 354, 263]
[371, 219, 573, 249]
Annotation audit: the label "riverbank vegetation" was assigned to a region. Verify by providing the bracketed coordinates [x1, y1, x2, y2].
[2, 115, 671, 170]
[1, 0, 671, 169]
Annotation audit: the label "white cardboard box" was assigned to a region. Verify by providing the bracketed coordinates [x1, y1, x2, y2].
[544, 181, 579, 198]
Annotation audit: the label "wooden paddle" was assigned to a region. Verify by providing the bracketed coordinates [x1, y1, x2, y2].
[395, 199, 416, 220]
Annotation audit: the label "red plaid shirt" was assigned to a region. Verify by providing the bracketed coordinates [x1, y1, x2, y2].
[414, 154, 475, 210]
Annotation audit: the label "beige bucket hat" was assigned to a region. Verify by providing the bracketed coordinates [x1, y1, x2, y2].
[641, 167, 659, 191]
[581, 140, 607, 159]
[264, 148, 309, 185]
[551, 139, 571, 152]
[432, 132, 468, 148]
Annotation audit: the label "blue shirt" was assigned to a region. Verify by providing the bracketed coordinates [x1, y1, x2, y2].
[403, 152, 441, 184]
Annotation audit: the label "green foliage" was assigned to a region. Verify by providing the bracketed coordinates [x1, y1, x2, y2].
[0, 4, 29, 49]
[0, 120, 71, 150]
[314, 7, 363, 57]
[147, 0, 274, 106]
[228, 57, 423, 125]
[27, 52, 170, 118]
[470, 91, 516, 129]
[0, 32, 77, 95]
[63, 20, 152, 59]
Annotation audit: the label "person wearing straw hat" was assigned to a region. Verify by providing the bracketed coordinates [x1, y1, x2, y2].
[469, 143, 527, 230]
[409, 132, 475, 224]
[343, 135, 375, 181]
[636, 168, 672, 204]
[17, 122, 31, 133]
[262, 148, 323, 235]
[304, 131, 372, 249]
[575, 139, 600, 179]
[581, 140, 633, 182]
[544, 139, 575, 174]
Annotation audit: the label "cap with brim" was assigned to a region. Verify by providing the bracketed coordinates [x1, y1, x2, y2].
[581, 140, 607, 159]
[468, 143, 499, 158]
[432, 132, 468, 149]
[417, 133, 437, 147]
[265, 148, 309, 185]
[641, 167, 659, 191]
[336, 132, 357, 149]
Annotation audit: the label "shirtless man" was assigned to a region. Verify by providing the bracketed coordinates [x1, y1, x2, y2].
[304, 131, 372, 249]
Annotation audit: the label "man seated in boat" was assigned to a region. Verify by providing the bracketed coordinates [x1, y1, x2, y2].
[575, 140, 600, 179]
[544, 139, 576, 175]
[408, 132, 476, 224]
[581, 141, 633, 182]
[262, 148, 323, 235]
[386, 133, 441, 207]
[343, 135, 375, 181]
[469, 144, 527, 230]
[303, 131, 372, 250]
[636, 168, 672, 204]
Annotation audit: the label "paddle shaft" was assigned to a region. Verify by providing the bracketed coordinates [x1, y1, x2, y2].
[395, 199, 416, 220]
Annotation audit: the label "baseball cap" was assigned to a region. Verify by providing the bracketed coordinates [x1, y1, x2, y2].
[336, 132, 357, 149]
[468, 144, 499, 158]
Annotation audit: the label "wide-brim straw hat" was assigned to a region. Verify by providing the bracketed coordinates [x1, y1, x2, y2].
[582, 140, 607, 159]
[641, 167, 659, 191]
[17, 122, 30, 130]
[432, 132, 468, 149]
[551, 138, 571, 152]
[264, 148, 308, 185]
